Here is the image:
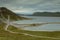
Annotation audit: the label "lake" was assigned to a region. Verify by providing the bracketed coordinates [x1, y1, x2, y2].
[14, 16, 60, 31]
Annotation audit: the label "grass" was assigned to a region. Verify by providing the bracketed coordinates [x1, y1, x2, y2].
[0, 23, 60, 40]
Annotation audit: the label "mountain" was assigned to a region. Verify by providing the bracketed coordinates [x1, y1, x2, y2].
[33, 12, 60, 17]
[0, 7, 29, 21]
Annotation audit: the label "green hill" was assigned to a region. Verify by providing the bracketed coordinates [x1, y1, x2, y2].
[33, 12, 60, 17]
[0, 7, 29, 21]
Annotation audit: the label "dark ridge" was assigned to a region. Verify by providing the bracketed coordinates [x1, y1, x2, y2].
[33, 12, 60, 17]
[0, 7, 29, 21]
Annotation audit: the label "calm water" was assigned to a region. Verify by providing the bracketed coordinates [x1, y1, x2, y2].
[14, 16, 60, 31]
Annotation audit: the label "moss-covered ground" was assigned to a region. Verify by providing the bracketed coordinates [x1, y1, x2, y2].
[0, 23, 60, 40]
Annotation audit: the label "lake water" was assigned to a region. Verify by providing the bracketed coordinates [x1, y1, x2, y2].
[14, 16, 60, 31]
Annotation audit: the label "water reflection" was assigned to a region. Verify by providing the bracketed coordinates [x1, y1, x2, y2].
[23, 24, 60, 31]
[14, 16, 60, 31]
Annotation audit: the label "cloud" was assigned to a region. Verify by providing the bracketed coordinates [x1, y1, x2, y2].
[0, 0, 60, 13]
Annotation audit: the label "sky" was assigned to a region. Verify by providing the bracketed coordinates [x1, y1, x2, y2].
[0, 0, 60, 14]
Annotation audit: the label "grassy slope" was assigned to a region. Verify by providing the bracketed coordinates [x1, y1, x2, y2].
[0, 7, 30, 21]
[0, 24, 60, 40]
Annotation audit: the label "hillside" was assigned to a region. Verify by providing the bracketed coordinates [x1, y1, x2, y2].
[0, 7, 29, 21]
[33, 12, 60, 17]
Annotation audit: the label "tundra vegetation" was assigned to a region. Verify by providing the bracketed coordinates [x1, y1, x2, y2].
[0, 7, 60, 40]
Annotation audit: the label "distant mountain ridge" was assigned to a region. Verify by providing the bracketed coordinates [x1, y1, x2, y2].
[0, 7, 29, 21]
[33, 12, 60, 17]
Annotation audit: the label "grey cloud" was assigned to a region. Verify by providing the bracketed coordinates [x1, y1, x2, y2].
[0, 0, 60, 12]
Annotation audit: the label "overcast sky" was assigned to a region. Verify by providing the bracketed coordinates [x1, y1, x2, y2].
[0, 0, 60, 14]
